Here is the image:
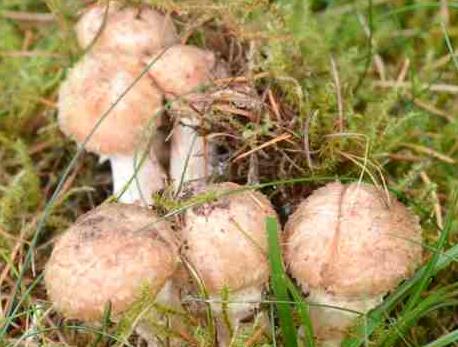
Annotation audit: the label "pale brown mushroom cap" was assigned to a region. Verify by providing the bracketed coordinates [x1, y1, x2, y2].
[182, 182, 277, 294]
[284, 182, 422, 298]
[147, 44, 217, 97]
[44, 203, 178, 321]
[75, 4, 178, 56]
[58, 53, 163, 155]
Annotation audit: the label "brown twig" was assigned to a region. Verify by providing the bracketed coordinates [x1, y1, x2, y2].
[1, 10, 54, 22]
[330, 56, 344, 132]
[245, 325, 266, 346]
[373, 80, 458, 94]
[400, 143, 455, 164]
[232, 133, 292, 162]
[396, 58, 410, 86]
[267, 89, 281, 121]
[0, 50, 64, 58]
[303, 110, 316, 171]
[420, 171, 444, 230]
[410, 97, 453, 122]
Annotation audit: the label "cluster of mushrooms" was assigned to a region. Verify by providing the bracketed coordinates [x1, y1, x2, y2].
[45, 3, 423, 347]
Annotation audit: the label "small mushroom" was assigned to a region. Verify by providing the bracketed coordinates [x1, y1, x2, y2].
[147, 44, 227, 191]
[284, 182, 423, 346]
[58, 53, 166, 204]
[75, 3, 178, 56]
[44, 203, 180, 344]
[181, 182, 276, 345]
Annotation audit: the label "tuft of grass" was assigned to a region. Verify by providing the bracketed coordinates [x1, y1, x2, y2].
[266, 216, 297, 346]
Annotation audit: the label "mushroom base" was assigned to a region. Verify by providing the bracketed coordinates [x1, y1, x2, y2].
[210, 285, 265, 346]
[135, 280, 185, 347]
[110, 148, 166, 205]
[307, 289, 382, 346]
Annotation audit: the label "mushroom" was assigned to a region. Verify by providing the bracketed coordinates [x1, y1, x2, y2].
[44, 203, 180, 344]
[284, 182, 423, 346]
[75, 3, 178, 56]
[58, 53, 166, 204]
[146, 44, 228, 191]
[181, 182, 276, 345]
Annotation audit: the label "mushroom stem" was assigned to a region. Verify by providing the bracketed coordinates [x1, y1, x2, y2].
[170, 117, 210, 192]
[135, 280, 184, 347]
[110, 147, 166, 205]
[210, 286, 264, 347]
[307, 289, 382, 346]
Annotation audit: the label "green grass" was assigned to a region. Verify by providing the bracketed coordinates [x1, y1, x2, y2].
[0, 0, 457, 346]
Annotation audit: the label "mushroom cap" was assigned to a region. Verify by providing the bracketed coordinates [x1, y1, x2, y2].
[147, 44, 217, 97]
[75, 4, 178, 56]
[284, 182, 422, 298]
[182, 182, 277, 294]
[58, 53, 163, 155]
[44, 203, 178, 321]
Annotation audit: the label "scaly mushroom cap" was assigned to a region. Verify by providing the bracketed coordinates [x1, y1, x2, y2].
[147, 44, 217, 97]
[75, 4, 178, 56]
[44, 203, 178, 321]
[182, 182, 277, 294]
[284, 182, 422, 298]
[58, 53, 163, 155]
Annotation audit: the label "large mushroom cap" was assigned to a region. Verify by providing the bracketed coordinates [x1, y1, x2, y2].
[44, 203, 178, 321]
[284, 182, 422, 298]
[58, 53, 163, 155]
[147, 44, 217, 97]
[75, 4, 178, 56]
[182, 182, 277, 294]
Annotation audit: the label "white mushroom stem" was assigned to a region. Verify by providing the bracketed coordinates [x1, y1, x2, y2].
[307, 289, 382, 346]
[210, 286, 264, 347]
[170, 117, 210, 192]
[135, 280, 184, 347]
[110, 147, 166, 205]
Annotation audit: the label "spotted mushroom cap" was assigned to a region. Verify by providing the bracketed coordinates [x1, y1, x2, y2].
[58, 53, 163, 155]
[182, 182, 277, 294]
[75, 4, 178, 56]
[44, 203, 178, 321]
[147, 44, 218, 97]
[284, 182, 422, 298]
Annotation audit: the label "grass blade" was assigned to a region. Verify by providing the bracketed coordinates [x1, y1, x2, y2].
[285, 277, 315, 347]
[424, 329, 458, 347]
[266, 216, 297, 347]
[342, 225, 458, 347]
[403, 218, 451, 313]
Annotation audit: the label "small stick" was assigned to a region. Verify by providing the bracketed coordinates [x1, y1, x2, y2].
[215, 72, 269, 84]
[440, 0, 450, 26]
[303, 110, 316, 171]
[1, 10, 54, 22]
[245, 326, 266, 347]
[267, 89, 282, 121]
[420, 171, 444, 230]
[410, 97, 452, 122]
[396, 58, 410, 86]
[400, 143, 455, 164]
[0, 50, 63, 58]
[232, 133, 292, 162]
[330, 56, 344, 132]
[373, 81, 458, 94]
